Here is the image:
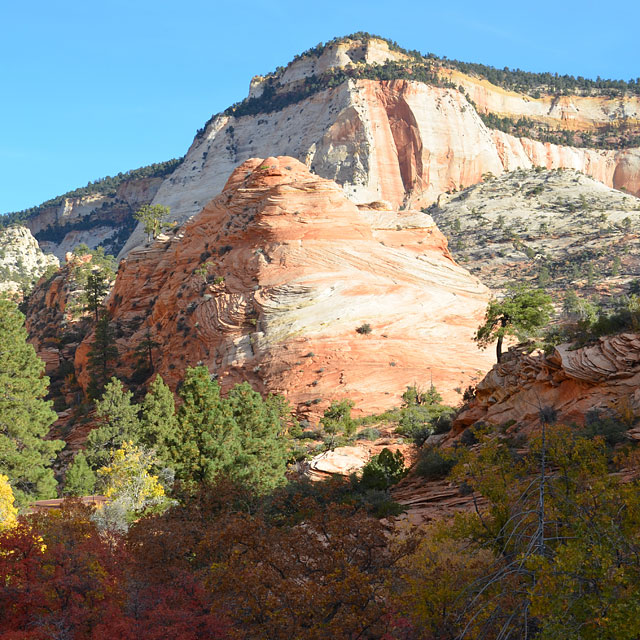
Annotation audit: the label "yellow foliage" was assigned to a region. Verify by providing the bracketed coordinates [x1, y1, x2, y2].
[0, 474, 18, 530]
[97, 441, 164, 512]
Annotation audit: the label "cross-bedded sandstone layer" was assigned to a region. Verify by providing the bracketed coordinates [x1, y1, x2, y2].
[77, 157, 493, 418]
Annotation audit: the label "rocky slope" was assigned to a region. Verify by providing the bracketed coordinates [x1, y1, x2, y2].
[430, 167, 640, 299]
[2, 160, 181, 259]
[453, 334, 640, 434]
[121, 36, 640, 255]
[0, 226, 58, 295]
[74, 156, 492, 417]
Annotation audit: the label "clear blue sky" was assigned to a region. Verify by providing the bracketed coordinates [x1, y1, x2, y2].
[1, 0, 638, 213]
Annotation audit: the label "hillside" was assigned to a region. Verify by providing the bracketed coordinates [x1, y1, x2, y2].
[430, 167, 640, 300]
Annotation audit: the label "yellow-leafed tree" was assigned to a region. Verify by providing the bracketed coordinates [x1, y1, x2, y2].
[0, 474, 18, 530]
[94, 442, 169, 533]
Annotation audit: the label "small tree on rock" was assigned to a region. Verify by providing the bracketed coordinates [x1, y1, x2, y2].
[134, 204, 171, 241]
[475, 286, 553, 362]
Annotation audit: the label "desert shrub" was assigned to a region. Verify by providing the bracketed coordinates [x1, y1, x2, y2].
[415, 447, 456, 480]
[356, 427, 381, 441]
[359, 448, 407, 491]
[581, 409, 629, 447]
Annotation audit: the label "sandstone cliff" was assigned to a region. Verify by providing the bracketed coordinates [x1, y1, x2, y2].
[76, 157, 493, 417]
[454, 334, 640, 433]
[121, 37, 640, 255]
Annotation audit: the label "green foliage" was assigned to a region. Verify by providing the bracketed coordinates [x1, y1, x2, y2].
[475, 285, 554, 361]
[320, 399, 356, 449]
[138, 375, 177, 466]
[86, 314, 119, 400]
[355, 427, 380, 441]
[85, 378, 141, 470]
[396, 385, 454, 446]
[359, 448, 407, 491]
[173, 367, 291, 493]
[355, 322, 372, 334]
[0, 298, 63, 505]
[134, 204, 172, 241]
[415, 447, 456, 479]
[64, 451, 96, 496]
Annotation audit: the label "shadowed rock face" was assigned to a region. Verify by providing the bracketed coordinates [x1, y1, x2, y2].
[454, 333, 640, 434]
[77, 157, 493, 418]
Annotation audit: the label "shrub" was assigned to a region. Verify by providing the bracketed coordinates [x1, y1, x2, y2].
[415, 448, 455, 480]
[356, 323, 372, 335]
[359, 448, 406, 491]
[581, 409, 629, 447]
[356, 427, 381, 441]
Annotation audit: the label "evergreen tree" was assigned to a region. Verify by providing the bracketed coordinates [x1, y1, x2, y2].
[138, 375, 177, 467]
[86, 378, 140, 470]
[174, 367, 239, 485]
[475, 286, 554, 362]
[226, 382, 289, 493]
[64, 451, 96, 496]
[0, 298, 63, 505]
[87, 314, 118, 399]
[134, 204, 171, 241]
[84, 271, 110, 323]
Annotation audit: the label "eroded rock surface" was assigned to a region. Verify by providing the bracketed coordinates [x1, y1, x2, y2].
[78, 157, 492, 417]
[454, 334, 640, 432]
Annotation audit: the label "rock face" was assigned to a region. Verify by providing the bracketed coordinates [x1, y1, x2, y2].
[454, 334, 640, 433]
[0, 226, 58, 294]
[121, 37, 640, 255]
[77, 157, 492, 417]
[430, 167, 640, 298]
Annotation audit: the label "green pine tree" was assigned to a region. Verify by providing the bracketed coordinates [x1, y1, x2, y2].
[86, 377, 140, 470]
[0, 298, 63, 505]
[87, 313, 118, 399]
[174, 367, 240, 485]
[138, 375, 177, 468]
[226, 382, 289, 493]
[64, 451, 96, 496]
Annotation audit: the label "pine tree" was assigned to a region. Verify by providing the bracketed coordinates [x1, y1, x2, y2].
[64, 451, 97, 496]
[138, 375, 177, 467]
[0, 298, 63, 505]
[87, 314, 118, 399]
[226, 382, 289, 493]
[174, 367, 239, 485]
[85, 378, 140, 470]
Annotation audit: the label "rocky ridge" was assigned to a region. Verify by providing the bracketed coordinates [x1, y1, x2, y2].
[430, 167, 640, 299]
[454, 333, 640, 434]
[74, 156, 493, 417]
[0, 226, 58, 295]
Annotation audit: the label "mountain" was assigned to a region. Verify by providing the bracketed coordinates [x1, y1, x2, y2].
[4, 34, 639, 261]
[120, 35, 640, 255]
[68, 156, 492, 416]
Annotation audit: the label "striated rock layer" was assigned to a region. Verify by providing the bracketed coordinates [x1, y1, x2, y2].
[122, 38, 640, 255]
[454, 334, 640, 433]
[78, 157, 492, 417]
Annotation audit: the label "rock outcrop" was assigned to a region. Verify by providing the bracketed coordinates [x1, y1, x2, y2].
[454, 334, 640, 433]
[77, 157, 492, 417]
[0, 226, 58, 295]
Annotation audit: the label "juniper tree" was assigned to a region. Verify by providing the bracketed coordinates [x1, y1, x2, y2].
[475, 286, 553, 362]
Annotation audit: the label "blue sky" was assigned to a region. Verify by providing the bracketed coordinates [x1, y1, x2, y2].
[1, 0, 638, 213]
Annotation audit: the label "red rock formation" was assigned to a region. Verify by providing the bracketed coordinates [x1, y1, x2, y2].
[454, 334, 640, 433]
[78, 157, 493, 418]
